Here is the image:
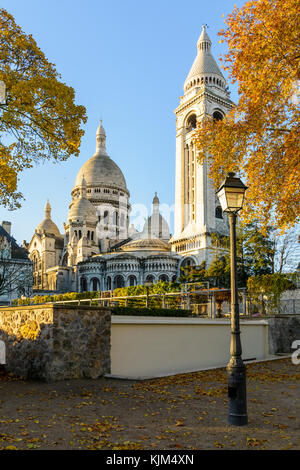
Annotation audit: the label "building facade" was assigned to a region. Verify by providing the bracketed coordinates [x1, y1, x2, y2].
[0, 222, 33, 305]
[26, 27, 232, 293]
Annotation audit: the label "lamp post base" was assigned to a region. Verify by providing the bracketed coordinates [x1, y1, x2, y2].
[228, 413, 248, 426]
[227, 361, 248, 426]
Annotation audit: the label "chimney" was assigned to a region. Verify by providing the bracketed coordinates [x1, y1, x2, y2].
[2, 221, 11, 235]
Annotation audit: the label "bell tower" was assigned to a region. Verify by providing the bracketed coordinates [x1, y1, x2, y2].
[170, 26, 233, 265]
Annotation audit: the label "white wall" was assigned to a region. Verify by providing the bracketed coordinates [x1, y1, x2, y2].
[111, 316, 269, 379]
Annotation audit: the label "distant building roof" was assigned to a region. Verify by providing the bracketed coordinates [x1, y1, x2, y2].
[0, 224, 30, 260]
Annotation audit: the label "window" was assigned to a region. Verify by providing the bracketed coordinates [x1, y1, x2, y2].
[91, 278, 99, 291]
[186, 114, 197, 133]
[129, 275, 137, 287]
[181, 257, 195, 268]
[104, 211, 109, 224]
[81, 277, 87, 292]
[114, 275, 125, 289]
[216, 206, 223, 219]
[213, 111, 223, 121]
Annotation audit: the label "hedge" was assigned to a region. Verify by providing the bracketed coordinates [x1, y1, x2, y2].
[111, 306, 193, 317]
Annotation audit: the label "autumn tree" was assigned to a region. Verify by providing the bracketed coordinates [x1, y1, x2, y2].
[193, 0, 300, 231]
[0, 9, 87, 209]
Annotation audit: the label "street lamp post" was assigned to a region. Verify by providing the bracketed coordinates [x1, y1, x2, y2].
[216, 172, 248, 426]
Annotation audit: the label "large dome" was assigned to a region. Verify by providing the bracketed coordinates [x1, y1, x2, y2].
[75, 154, 127, 190]
[74, 121, 128, 192]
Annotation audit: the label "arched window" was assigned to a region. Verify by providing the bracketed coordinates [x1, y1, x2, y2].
[145, 275, 155, 284]
[81, 277, 87, 292]
[107, 276, 112, 290]
[215, 206, 223, 219]
[114, 275, 125, 289]
[181, 257, 195, 268]
[159, 274, 169, 282]
[91, 277, 99, 291]
[212, 111, 224, 121]
[186, 114, 197, 133]
[103, 211, 109, 224]
[128, 275, 137, 287]
[113, 211, 118, 225]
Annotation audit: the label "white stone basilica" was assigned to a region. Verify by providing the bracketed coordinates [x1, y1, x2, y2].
[26, 26, 232, 293]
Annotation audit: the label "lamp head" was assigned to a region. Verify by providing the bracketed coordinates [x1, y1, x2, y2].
[216, 172, 248, 213]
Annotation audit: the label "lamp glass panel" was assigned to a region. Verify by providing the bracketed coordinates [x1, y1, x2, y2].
[217, 188, 228, 212]
[226, 187, 245, 211]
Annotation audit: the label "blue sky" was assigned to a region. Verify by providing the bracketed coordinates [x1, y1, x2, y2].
[0, 0, 246, 245]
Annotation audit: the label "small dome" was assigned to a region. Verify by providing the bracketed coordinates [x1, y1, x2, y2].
[122, 238, 171, 252]
[36, 200, 61, 236]
[37, 218, 61, 236]
[68, 176, 98, 223]
[68, 197, 98, 223]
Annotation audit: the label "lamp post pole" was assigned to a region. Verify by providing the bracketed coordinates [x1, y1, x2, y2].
[216, 172, 248, 426]
[227, 212, 248, 426]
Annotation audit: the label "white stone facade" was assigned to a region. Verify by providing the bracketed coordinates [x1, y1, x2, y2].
[170, 26, 232, 267]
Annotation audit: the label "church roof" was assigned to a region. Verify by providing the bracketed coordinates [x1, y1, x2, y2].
[121, 238, 171, 252]
[74, 121, 128, 192]
[0, 224, 30, 260]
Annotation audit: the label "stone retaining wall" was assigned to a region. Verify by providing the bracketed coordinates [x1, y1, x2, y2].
[0, 304, 111, 381]
[267, 315, 300, 354]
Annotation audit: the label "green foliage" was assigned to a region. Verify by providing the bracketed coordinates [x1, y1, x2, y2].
[13, 290, 101, 305]
[238, 222, 275, 278]
[0, 9, 87, 209]
[205, 256, 230, 288]
[247, 273, 296, 312]
[113, 281, 181, 298]
[178, 261, 207, 284]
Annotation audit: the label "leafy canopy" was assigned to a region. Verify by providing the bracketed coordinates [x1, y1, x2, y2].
[0, 9, 87, 209]
[193, 0, 300, 231]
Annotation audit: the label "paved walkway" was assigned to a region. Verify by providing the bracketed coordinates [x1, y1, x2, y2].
[0, 358, 299, 450]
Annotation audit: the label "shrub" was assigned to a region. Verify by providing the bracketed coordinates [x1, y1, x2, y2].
[111, 306, 192, 317]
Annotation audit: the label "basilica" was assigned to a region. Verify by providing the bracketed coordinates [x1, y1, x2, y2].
[26, 26, 231, 293]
